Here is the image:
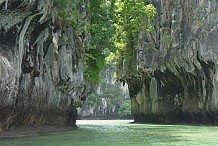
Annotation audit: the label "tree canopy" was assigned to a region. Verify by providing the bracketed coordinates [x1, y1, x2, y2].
[53, 0, 156, 83]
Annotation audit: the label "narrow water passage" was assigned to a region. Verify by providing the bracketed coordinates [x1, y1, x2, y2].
[1, 120, 218, 146]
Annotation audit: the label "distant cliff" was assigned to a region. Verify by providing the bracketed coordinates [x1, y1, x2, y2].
[78, 65, 130, 118]
[0, 0, 93, 131]
[120, 0, 218, 124]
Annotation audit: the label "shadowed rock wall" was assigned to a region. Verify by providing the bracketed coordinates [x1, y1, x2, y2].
[125, 0, 218, 124]
[0, 0, 93, 131]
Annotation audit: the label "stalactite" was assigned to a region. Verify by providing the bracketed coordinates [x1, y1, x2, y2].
[5, 0, 8, 10]
[127, 0, 218, 124]
[0, 0, 94, 131]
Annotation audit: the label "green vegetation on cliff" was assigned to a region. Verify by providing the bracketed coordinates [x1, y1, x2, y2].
[109, 0, 156, 78]
[83, 0, 116, 82]
[53, 0, 156, 83]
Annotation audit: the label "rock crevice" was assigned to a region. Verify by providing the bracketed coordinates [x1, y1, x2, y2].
[0, 0, 92, 131]
[125, 0, 218, 124]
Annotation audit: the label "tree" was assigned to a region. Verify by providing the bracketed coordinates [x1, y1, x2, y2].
[112, 0, 156, 78]
[53, 0, 156, 83]
[117, 100, 132, 118]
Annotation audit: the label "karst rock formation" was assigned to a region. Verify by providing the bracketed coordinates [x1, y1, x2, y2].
[123, 0, 218, 124]
[0, 0, 93, 131]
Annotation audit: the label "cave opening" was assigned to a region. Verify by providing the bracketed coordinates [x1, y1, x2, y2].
[154, 70, 184, 98]
[152, 69, 185, 123]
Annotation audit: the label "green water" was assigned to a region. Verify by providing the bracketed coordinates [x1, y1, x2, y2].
[1, 120, 218, 146]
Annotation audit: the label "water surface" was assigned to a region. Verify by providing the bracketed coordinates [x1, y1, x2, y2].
[1, 120, 218, 146]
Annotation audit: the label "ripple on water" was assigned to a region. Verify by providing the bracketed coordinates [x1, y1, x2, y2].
[1, 120, 218, 146]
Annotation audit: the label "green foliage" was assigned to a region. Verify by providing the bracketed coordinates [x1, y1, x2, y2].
[114, 0, 156, 35]
[108, 0, 156, 77]
[114, 0, 156, 39]
[117, 100, 131, 118]
[53, 0, 83, 29]
[102, 87, 124, 105]
[53, 0, 69, 8]
[200, 31, 208, 41]
[53, 0, 156, 83]
[83, 53, 105, 83]
[53, 0, 116, 83]
[81, 81, 126, 117]
[83, 0, 116, 83]
[160, 27, 171, 49]
[85, 93, 99, 106]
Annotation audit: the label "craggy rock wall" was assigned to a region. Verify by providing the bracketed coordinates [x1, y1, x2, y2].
[0, 0, 92, 131]
[126, 0, 218, 124]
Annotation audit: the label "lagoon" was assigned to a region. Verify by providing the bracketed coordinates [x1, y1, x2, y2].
[1, 120, 218, 146]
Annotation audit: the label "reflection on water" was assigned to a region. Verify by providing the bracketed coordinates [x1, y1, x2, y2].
[1, 120, 218, 146]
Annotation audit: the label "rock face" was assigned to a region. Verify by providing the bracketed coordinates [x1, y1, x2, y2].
[124, 0, 218, 124]
[0, 0, 92, 131]
[78, 66, 129, 118]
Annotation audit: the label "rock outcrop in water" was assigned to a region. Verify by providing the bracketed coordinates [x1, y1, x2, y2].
[121, 0, 218, 124]
[0, 0, 93, 131]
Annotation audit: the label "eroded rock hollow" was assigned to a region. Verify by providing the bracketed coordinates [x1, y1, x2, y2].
[123, 0, 218, 124]
[0, 0, 92, 131]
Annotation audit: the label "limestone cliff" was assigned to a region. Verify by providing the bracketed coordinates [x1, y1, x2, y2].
[122, 0, 218, 124]
[0, 0, 92, 131]
[78, 66, 129, 118]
